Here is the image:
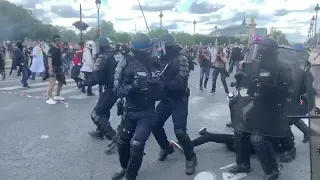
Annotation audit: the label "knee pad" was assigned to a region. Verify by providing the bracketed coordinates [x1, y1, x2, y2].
[174, 128, 187, 139]
[250, 134, 265, 147]
[130, 140, 145, 156]
[118, 130, 132, 143]
[91, 110, 99, 124]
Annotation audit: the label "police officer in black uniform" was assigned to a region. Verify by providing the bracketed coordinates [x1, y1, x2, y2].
[151, 33, 197, 175]
[229, 38, 294, 180]
[88, 37, 124, 141]
[112, 33, 163, 180]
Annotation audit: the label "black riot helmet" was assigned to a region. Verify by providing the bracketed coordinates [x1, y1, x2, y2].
[156, 33, 182, 56]
[130, 33, 153, 57]
[257, 38, 279, 58]
[95, 37, 113, 54]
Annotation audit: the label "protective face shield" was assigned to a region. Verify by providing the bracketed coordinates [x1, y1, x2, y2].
[95, 37, 112, 54]
[131, 33, 154, 57]
[155, 41, 166, 57]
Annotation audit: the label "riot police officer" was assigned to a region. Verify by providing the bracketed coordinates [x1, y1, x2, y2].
[112, 33, 163, 180]
[88, 37, 124, 141]
[151, 33, 197, 175]
[229, 38, 297, 180]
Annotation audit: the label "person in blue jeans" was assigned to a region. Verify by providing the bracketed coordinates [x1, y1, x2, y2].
[12, 41, 30, 88]
[198, 48, 211, 90]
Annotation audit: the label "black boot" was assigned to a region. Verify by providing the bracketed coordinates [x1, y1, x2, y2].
[198, 127, 207, 136]
[185, 154, 198, 175]
[124, 140, 145, 180]
[88, 129, 104, 140]
[199, 78, 203, 90]
[158, 144, 174, 161]
[175, 129, 197, 175]
[280, 147, 296, 163]
[225, 123, 232, 127]
[229, 164, 251, 173]
[112, 169, 126, 180]
[204, 78, 208, 89]
[113, 139, 131, 180]
[264, 170, 280, 180]
[294, 119, 311, 143]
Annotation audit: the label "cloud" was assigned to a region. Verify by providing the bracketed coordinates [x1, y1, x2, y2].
[149, 22, 178, 30]
[188, 2, 225, 14]
[10, 0, 43, 8]
[131, 1, 176, 12]
[273, 6, 314, 16]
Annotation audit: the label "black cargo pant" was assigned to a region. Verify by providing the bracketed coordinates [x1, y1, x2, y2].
[234, 130, 279, 175]
[152, 95, 195, 161]
[91, 88, 117, 140]
[117, 109, 154, 179]
[192, 131, 284, 154]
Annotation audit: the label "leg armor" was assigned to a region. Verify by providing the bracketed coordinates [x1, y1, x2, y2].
[174, 128, 197, 175]
[229, 130, 251, 174]
[250, 134, 280, 179]
[124, 140, 145, 180]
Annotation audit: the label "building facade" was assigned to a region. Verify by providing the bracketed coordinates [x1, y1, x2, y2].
[209, 13, 268, 41]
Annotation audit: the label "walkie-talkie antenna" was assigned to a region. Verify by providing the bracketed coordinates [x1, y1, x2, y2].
[137, 0, 152, 37]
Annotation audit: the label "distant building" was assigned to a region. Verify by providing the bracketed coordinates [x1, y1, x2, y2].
[209, 13, 268, 41]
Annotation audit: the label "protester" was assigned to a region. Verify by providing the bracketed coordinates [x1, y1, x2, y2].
[45, 34, 66, 105]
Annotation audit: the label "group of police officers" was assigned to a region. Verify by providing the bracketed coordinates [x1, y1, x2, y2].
[81, 32, 313, 180]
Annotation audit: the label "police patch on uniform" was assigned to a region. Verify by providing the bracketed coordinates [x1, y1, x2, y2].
[114, 54, 124, 62]
[152, 70, 161, 77]
[136, 72, 147, 76]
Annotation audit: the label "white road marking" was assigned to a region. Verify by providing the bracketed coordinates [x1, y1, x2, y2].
[0, 79, 74, 90]
[68, 90, 99, 99]
[40, 135, 49, 139]
[189, 96, 204, 104]
[21, 83, 77, 93]
[222, 172, 247, 180]
[194, 171, 217, 180]
[220, 163, 236, 170]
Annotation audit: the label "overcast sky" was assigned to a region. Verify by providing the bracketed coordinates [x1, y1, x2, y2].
[8, 0, 319, 42]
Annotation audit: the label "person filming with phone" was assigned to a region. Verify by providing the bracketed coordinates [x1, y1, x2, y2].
[210, 46, 229, 96]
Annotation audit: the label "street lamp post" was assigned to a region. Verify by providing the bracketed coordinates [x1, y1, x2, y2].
[193, 20, 196, 34]
[314, 4, 320, 38]
[214, 25, 218, 37]
[95, 0, 101, 37]
[312, 16, 315, 37]
[159, 11, 163, 30]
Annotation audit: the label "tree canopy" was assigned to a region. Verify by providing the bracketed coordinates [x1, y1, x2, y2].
[1, 0, 290, 46]
[0, 0, 60, 41]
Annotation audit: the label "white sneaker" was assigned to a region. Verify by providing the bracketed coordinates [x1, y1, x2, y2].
[46, 98, 57, 104]
[53, 96, 65, 101]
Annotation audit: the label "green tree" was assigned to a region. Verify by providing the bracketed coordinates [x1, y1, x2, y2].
[172, 32, 195, 45]
[271, 29, 289, 45]
[115, 32, 132, 43]
[83, 28, 97, 40]
[150, 29, 168, 38]
[61, 29, 78, 42]
[100, 20, 116, 37]
[0, 0, 59, 41]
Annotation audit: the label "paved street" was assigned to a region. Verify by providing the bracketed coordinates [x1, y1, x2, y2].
[0, 67, 311, 180]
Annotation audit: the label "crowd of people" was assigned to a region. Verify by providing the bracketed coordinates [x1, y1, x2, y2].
[0, 32, 316, 180]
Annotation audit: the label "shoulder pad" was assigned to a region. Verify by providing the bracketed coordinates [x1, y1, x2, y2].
[113, 57, 127, 89]
[178, 55, 189, 77]
[114, 52, 125, 62]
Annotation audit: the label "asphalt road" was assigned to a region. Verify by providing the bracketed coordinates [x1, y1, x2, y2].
[0, 67, 311, 180]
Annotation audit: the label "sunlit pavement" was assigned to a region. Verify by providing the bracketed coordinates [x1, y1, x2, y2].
[0, 66, 310, 180]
